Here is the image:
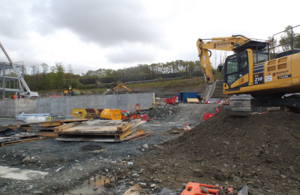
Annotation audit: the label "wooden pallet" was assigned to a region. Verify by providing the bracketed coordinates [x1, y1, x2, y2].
[55, 120, 146, 142]
[1, 137, 46, 146]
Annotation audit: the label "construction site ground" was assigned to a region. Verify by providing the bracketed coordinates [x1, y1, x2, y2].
[0, 104, 216, 195]
[1, 103, 300, 195]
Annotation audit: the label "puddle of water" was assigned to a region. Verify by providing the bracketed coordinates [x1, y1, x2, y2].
[66, 174, 116, 195]
[0, 165, 48, 180]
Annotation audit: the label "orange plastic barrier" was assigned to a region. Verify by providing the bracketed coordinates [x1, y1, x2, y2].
[203, 113, 214, 121]
[181, 182, 234, 195]
[141, 115, 149, 121]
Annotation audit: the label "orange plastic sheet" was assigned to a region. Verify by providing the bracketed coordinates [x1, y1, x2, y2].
[181, 182, 234, 195]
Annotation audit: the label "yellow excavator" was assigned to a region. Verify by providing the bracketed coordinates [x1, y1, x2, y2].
[103, 83, 133, 95]
[197, 26, 300, 115]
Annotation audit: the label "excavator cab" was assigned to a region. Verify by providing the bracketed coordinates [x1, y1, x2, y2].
[223, 41, 269, 92]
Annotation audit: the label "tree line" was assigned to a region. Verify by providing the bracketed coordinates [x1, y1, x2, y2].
[22, 60, 203, 91]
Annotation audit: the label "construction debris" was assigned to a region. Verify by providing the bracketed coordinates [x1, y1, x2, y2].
[55, 119, 145, 142]
[0, 132, 45, 146]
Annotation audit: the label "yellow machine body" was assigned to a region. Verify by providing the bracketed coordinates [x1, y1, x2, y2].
[71, 108, 99, 119]
[100, 109, 122, 120]
[223, 51, 300, 95]
[196, 35, 300, 98]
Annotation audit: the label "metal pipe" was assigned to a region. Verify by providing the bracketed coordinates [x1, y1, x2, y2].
[0, 42, 13, 65]
[291, 28, 294, 50]
[2, 63, 5, 99]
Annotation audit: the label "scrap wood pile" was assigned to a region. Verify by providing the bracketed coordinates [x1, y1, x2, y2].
[127, 110, 300, 194]
[0, 129, 44, 146]
[0, 118, 147, 145]
[55, 119, 146, 142]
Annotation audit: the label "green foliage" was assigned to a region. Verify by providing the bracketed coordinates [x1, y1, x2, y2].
[25, 60, 203, 92]
[53, 62, 65, 89]
[156, 77, 164, 81]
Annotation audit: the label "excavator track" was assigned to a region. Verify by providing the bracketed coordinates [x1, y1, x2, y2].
[226, 96, 252, 116]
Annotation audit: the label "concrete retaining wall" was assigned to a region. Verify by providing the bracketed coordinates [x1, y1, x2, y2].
[0, 99, 36, 117]
[0, 93, 154, 117]
[36, 93, 154, 115]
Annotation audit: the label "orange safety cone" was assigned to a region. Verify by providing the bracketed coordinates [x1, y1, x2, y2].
[185, 123, 191, 131]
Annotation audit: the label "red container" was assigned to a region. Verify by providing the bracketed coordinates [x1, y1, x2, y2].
[165, 96, 177, 105]
[203, 113, 214, 121]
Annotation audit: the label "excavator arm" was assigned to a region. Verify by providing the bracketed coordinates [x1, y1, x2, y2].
[196, 35, 250, 83]
[112, 83, 132, 93]
[120, 84, 132, 93]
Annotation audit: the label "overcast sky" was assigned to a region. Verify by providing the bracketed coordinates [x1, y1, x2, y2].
[0, 0, 299, 74]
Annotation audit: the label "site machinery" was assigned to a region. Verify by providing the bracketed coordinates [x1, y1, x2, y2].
[103, 82, 133, 95]
[197, 25, 300, 115]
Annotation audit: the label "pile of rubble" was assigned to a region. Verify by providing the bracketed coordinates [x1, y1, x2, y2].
[122, 110, 300, 194]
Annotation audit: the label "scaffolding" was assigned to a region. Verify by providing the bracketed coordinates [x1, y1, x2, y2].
[0, 61, 26, 98]
[0, 42, 31, 99]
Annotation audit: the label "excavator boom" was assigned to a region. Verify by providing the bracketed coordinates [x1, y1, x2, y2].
[196, 35, 251, 84]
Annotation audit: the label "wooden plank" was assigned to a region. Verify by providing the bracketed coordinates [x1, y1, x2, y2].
[1, 137, 46, 146]
[117, 129, 132, 140]
[60, 118, 91, 123]
[122, 129, 145, 141]
[55, 137, 120, 142]
[123, 183, 141, 195]
[117, 123, 132, 132]
[39, 131, 58, 138]
[40, 121, 62, 127]
[57, 120, 128, 134]
[54, 123, 75, 132]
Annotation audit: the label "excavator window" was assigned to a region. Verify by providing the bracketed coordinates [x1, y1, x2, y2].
[226, 56, 238, 85]
[240, 52, 248, 69]
[225, 51, 249, 86]
[226, 57, 238, 73]
[253, 52, 269, 64]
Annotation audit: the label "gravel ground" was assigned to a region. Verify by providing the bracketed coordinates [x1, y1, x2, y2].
[0, 104, 219, 195]
[0, 121, 183, 195]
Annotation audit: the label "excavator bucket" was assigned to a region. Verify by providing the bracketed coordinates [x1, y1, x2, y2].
[203, 80, 231, 101]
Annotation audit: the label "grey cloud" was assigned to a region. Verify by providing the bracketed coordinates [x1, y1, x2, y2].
[48, 0, 162, 46]
[106, 47, 156, 63]
[1, 0, 164, 47]
[176, 50, 199, 61]
[0, 0, 33, 39]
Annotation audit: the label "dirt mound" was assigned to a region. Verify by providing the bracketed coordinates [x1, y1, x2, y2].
[80, 145, 105, 151]
[130, 110, 300, 194]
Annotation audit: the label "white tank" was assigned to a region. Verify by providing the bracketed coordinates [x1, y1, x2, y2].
[26, 117, 47, 123]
